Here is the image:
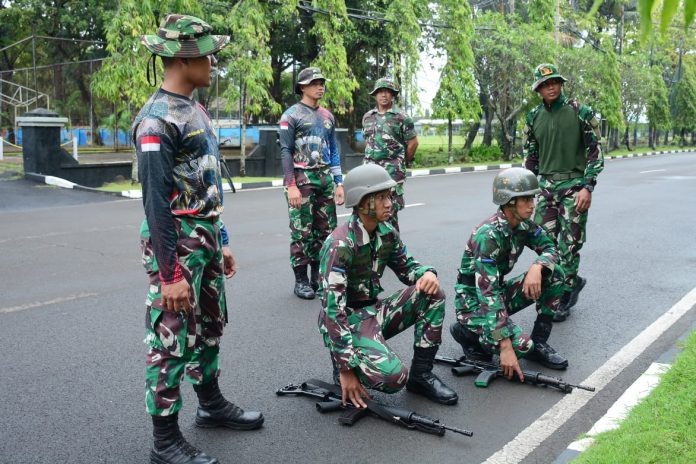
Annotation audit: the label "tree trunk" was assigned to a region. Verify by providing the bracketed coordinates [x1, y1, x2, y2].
[622, 126, 631, 151]
[663, 129, 669, 145]
[632, 123, 638, 147]
[483, 104, 494, 146]
[447, 117, 453, 164]
[240, 83, 247, 177]
[464, 121, 480, 151]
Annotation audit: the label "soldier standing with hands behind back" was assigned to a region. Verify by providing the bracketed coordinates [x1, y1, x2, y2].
[279, 67, 345, 300]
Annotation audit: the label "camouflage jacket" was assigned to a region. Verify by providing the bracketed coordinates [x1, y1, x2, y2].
[132, 88, 228, 284]
[455, 210, 557, 343]
[361, 106, 417, 183]
[523, 94, 604, 188]
[318, 214, 435, 370]
[279, 102, 343, 187]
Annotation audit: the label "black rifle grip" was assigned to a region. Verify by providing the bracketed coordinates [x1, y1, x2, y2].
[452, 365, 478, 376]
[338, 406, 369, 426]
[474, 369, 497, 387]
[315, 400, 343, 413]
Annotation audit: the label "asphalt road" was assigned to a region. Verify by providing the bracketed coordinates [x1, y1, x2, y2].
[1, 152, 695, 464]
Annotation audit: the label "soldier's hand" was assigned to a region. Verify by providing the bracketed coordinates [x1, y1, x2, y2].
[415, 271, 440, 295]
[222, 246, 237, 279]
[575, 188, 592, 213]
[499, 339, 524, 382]
[287, 185, 302, 209]
[523, 264, 542, 300]
[340, 369, 369, 408]
[161, 279, 193, 313]
[334, 184, 345, 206]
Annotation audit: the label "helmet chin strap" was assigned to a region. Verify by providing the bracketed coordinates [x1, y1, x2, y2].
[359, 195, 378, 218]
[507, 198, 525, 221]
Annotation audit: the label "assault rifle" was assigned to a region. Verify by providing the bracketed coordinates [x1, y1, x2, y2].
[434, 355, 595, 394]
[276, 378, 473, 438]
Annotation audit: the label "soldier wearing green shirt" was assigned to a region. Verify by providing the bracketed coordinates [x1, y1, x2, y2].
[450, 168, 569, 378]
[524, 63, 604, 322]
[362, 78, 419, 229]
[318, 164, 458, 407]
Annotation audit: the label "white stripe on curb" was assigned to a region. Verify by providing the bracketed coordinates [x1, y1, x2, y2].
[474, 165, 488, 171]
[483, 286, 696, 464]
[410, 169, 430, 177]
[45, 176, 76, 189]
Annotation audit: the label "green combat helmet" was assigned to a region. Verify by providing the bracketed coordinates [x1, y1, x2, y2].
[531, 63, 567, 91]
[370, 77, 400, 96]
[140, 14, 229, 58]
[492, 167, 540, 205]
[295, 67, 327, 94]
[344, 164, 397, 208]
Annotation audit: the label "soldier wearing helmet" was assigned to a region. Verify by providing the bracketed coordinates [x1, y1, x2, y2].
[524, 63, 604, 321]
[279, 67, 345, 301]
[450, 168, 570, 382]
[317, 164, 458, 408]
[361, 77, 419, 230]
[133, 14, 263, 464]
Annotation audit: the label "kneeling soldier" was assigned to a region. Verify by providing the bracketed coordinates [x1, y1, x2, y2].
[451, 168, 569, 382]
[318, 164, 458, 407]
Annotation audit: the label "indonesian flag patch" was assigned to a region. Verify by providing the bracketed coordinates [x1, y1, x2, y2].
[140, 135, 161, 152]
[280, 121, 289, 130]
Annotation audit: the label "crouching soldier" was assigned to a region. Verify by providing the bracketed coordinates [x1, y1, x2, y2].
[317, 164, 458, 407]
[450, 168, 569, 382]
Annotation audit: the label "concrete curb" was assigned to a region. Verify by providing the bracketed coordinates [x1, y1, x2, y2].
[23, 149, 693, 197]
[554, 320, 696, 464]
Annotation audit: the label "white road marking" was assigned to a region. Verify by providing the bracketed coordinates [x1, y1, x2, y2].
[639, 169, 666, 174]
[483, 286, 696, 464]
[337, 203, 425, 218]
[0, 292, 99, 314]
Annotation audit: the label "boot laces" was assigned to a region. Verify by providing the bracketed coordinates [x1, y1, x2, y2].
[176, 436, 201, 458]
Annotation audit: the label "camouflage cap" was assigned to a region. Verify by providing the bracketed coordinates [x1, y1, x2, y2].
[370, 77, 400, 96]
[295, 67, 327, 94]
[140, 14, 229, 58]
[531, 63, 567, 91]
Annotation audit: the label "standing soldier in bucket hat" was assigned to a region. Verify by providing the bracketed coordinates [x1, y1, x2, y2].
[279, 67, 345, 300]
[133, 14, 263, 464]
[361, 77, 419, 230]
[524, 63, 604, 322]
[450, 168, 569, 379]
[317, 164, 458, 407]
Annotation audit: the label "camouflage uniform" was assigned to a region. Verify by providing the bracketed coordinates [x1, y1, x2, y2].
[454, 210, 565, 357]
[362, 80, 416, 229]
[279, 96, 342, 268]
[524, 69, 603, 294]
[133, 83, 229, 416]
[318, 214, 444, 392]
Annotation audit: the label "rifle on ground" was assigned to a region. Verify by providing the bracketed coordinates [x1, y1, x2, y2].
[276, 378, 473, 438]
[434, 355, 595, 394]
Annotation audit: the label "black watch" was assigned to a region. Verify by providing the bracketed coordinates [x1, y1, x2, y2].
[584, 184, 594, 193]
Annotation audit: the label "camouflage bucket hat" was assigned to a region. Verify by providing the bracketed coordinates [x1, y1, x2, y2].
[141, 14, 229, 58]
[531, 63, 567, 91]
[370, 77, 400, 96]
[295, 67, 327, 94]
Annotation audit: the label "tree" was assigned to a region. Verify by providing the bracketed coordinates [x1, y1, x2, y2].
[646, 65, 671, 148]
[671, 59, 696, 145]
[430, 0, 479, 163]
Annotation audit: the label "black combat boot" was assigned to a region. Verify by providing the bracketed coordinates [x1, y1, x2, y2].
[553, 277, 586, 322]
[193, 378, 264, 430]
[310, 261, 321, 293]
[293, 265, 315, 300]
[151, 414, 218, 464]
[405, 346, 459, 405]
[526, 315, 569, 370]
[449, 322, 493, 362]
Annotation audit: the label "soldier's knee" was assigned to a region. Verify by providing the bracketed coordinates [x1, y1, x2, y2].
[370, 362, 409, 393]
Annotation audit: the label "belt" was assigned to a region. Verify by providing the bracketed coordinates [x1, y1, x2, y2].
[544, 172, 583, 181]
[348, 299, 377, 309]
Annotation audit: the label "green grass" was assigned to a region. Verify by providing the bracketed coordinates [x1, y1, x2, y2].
[97, 176, 281, 192]
[605, 145, 689, 157]
[572, 330, 696, 464]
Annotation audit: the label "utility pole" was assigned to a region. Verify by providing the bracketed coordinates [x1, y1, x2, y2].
[32, 29, 38, 104]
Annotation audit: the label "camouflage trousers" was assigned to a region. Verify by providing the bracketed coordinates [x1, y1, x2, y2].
[286, 167, 337, 268]
[454, 267, 564, 358]
[340, 286, 445, 393]
[389, 182, 405, 230]
[534, 178, 588, 292]
[140, 217, 227, 416]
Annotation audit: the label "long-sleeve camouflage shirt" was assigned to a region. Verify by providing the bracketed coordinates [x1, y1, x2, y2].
[523, 94, 604, 188]
[132, 88, 228, 284]
[361, 105, 417, 183]
[318, 214, 435, 370]
[278, 102, 343, 187]
[455, 210, 557, 344]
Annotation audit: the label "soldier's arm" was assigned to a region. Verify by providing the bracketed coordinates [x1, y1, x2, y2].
[328, 115, 343, 184]
[319, 238, 357, 371]
[526, 223, 557, 271]
[523, 110, 539, 175]
[387, 234, 435, 286]
[136, 119, 182, 285]
[472, 231, 511, 346]
[579, 105, 604, 189]
[279, 112, 297, 187]
[402, 115, 418, 166]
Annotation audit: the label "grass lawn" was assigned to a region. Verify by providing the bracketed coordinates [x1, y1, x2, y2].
[97, 176, 281, 192]
[573, 330, 696, 464]
[605, 145, 690, 157]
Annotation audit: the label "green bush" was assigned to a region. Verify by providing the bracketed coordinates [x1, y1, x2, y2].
[466, 144, 502, 163]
